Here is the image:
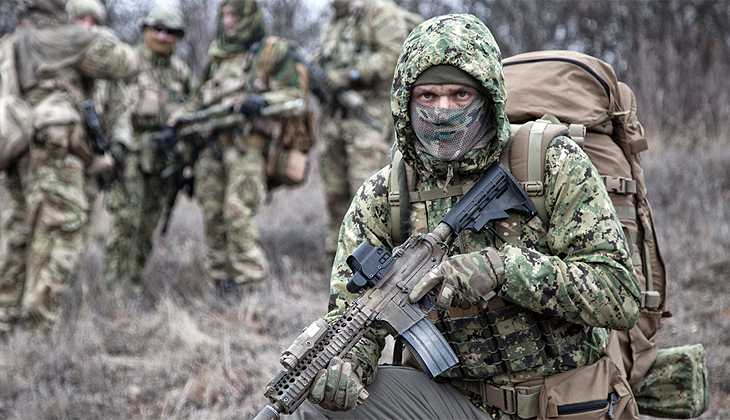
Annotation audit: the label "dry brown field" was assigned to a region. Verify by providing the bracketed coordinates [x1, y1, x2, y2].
[1, 135, 729, 419]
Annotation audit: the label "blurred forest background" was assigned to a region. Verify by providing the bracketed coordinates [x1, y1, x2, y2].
[1, 0, 729, 419]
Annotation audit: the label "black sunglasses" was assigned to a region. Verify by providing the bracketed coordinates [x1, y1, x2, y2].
[152, 24, 183, 37]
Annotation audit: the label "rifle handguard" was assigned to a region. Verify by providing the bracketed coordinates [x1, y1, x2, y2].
[258, 161, 537, 418]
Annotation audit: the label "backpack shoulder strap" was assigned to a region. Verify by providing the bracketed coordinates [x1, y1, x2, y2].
[501, 120, 569, 227]
[388, 149, 415, 246]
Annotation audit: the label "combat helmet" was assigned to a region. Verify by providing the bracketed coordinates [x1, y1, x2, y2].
[65, 0, 107, 24]
[141, 5, 185, 37]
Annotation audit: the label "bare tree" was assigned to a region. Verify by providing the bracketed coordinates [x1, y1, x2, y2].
[0, 0, 20, 37]
[1, 0, 729, 136]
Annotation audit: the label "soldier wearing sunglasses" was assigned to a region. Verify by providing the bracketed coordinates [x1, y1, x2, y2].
[103, 5, 196, 286]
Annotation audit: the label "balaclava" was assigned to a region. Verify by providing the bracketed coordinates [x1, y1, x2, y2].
[410, 64, 496, 162]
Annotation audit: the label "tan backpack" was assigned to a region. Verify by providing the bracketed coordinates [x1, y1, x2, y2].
[0, 33, 34, 170]
[502, 51, 707, 418]
[502, 49, 667, 362]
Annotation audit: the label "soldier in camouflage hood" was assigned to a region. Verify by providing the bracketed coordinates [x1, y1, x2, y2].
[311, 0, 423, 256]
[102, 5, 194, 285]
[0, 0, 138, 332]
[195, 0, 311, 292]
[290, 14, 641, 419]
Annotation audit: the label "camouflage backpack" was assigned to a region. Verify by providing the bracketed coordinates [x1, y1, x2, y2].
[0, 33, 34, 170]
[248, 37, 317, 191]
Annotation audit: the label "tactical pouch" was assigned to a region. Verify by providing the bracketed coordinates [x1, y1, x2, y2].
[265, 148, 309, 189]
[538, 351, 639, 419]
[632, 344, 709, 419]
[487, 305, 548, 373]
[434, 310, 505, 379]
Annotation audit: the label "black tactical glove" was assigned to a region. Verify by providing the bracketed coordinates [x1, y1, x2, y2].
[150, 125, 176, 158]
[239, 94, 269, 118]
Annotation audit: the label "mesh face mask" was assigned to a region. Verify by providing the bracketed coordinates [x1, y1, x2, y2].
[410, 94, 493, 161]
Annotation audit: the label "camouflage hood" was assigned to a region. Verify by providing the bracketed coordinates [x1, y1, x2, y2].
[391, 14, 510, 181]
[208, 0, 266, 60]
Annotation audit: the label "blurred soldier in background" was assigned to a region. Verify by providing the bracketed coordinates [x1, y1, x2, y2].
[0, 0, 138, 333]
[103, 5, 194, 285]
[65, 0, 134, 243]
[196, 0, 311, 294]
[311, 0, 423, 255]
[65, 0, 105, 29]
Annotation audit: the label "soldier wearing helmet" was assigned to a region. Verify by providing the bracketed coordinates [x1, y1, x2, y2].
[65, 0, 134, 244]
[0, 0, 138, 333]
[103, 5, 195, 286]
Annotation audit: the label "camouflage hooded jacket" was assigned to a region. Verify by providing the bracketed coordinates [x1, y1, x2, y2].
[325, 13, 641, 408]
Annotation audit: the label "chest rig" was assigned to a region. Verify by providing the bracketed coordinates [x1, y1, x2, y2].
[388, 122, 589, 380]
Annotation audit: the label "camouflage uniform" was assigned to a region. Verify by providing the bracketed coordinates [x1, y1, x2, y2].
[195, 0, 309, 288]
[0, 0, 138, 332]
[311, 0, 423, 254]
[65, 0, 106, 26]
[65, 0, 134, 235]
[295, 14, 641, 419]
[103, 6, 193, 285]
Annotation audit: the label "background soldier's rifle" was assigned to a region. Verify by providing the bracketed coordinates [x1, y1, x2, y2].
[253, 162, 538, 420]
[150, 98, 306, 235]
[82, 99, 121, 191]
[292, 50, 384, 132]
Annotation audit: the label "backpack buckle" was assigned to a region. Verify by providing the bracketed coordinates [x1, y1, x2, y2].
[521, 181, 544, 197]
[603, 176, 637, 195]
[388, 191, 400, 205]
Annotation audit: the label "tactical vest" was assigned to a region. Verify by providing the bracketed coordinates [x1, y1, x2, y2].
[388, 123, 593, 380]
[130, 48, 190, 132]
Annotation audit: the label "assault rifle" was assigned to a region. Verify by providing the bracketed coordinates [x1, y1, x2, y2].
[81, 99, 118, 190]
[150, 99, 306, 234]
[292, 50, 383, 132]
[81, 99, 109, 155]
[254, 162, 538, 420]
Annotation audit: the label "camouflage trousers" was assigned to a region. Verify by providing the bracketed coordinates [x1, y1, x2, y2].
[285, 366, 493, 420]
[0, 136, 89, 331]
[194, 143, 269, 287]
[103, 152, 168, 284]
[318, 97, 394, 254]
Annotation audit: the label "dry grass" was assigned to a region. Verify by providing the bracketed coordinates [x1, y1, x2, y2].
[1, 135, 729, 419]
